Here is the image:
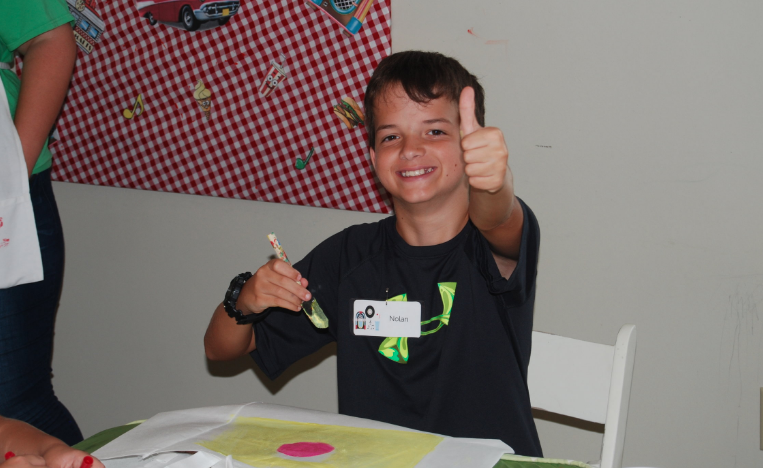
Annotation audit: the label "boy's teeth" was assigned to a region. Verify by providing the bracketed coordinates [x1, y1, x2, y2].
[401, 168, 433, 177]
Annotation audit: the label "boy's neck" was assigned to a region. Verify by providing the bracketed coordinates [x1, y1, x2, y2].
[393, 200, 470, 247]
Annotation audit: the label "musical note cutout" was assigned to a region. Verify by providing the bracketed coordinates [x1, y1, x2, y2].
[122, 94, 144, 119]
[295, 147, 315, 170]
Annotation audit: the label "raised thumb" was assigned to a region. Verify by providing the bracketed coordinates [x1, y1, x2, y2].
[459, 86, 481, 136]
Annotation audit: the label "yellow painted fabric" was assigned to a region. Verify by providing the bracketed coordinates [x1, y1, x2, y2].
[197, 417, 443, 468]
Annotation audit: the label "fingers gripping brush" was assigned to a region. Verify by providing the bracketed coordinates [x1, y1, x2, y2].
[267, 233, 329, 328]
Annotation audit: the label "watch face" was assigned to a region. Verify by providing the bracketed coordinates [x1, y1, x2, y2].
[226, 277, 241, 300]
[225, 273, 251, 306]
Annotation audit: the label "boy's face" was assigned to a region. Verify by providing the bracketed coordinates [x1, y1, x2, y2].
[369, 84, 468, 209]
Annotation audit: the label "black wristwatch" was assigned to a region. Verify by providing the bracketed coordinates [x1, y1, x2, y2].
[223, 272, 259, 324]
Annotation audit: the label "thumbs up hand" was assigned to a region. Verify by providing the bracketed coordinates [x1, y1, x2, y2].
[459, 86, 511, 194]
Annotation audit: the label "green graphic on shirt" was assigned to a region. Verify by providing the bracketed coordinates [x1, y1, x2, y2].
[421, 282, 456, 335]
[378, 293, 408, 363]
[377, 283, 457, 364]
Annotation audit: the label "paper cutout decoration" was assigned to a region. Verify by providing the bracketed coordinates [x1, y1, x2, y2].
[66, 0, 105, 54]
[122, 94, 144, 119]
[333, 97, 364, 129]
[304, 0, 375, 37]
[136, 0, 241, 32]
[192, 80, 212, 120]
[295, 147, 315, 170]
[258, 61, 287, 98]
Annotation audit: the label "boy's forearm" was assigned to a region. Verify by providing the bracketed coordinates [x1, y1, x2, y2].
[204, 303, 256, 360]
[14, 25, 77, 177]
[469, 171, 524, 260]
[468, 171, 514, 232]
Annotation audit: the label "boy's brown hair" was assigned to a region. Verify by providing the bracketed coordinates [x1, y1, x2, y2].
[364, 51, 485, 149]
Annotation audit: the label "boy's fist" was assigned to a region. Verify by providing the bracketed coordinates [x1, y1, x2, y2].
[459, 86, 511, 194]
[238, 259, 311, 315]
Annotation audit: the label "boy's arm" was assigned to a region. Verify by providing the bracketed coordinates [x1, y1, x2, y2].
[204, 259, 312, 360]
[460, 87, 524, 261]
[0, 417, 105, 468]
[204, 303, 257, 360]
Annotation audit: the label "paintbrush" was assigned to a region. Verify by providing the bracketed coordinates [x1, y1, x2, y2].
[268, 233, 329, 328]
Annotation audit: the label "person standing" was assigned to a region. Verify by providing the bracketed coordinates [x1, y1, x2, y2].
[0, 2, 82, 445]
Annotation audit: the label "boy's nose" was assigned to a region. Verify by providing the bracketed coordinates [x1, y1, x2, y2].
[400, 137, 424, 160]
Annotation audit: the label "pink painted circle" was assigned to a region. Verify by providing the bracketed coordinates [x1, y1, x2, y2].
[277, 442, 335, 458]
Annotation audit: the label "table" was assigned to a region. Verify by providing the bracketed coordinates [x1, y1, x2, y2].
[74, 423, 590, 468]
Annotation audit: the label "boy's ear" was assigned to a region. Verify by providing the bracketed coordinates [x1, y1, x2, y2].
[369, 148, 377, 170]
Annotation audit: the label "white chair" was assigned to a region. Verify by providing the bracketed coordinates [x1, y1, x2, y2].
[528, 325, 637, 468]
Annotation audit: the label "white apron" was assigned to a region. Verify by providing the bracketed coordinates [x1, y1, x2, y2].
[0, 62, 44, 288]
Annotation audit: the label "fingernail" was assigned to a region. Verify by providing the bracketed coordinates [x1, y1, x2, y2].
[305, 292, 311, 300]
[296, 273, 302, 281]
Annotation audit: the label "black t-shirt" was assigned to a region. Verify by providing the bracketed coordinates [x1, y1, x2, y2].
[251, 198, 542, 456]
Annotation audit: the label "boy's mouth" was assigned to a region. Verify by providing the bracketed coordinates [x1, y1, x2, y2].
[399, 167, 435, 178]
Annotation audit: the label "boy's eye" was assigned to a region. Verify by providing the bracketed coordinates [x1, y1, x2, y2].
[428, 129, 446, 136]
[380, 134, 398, 143]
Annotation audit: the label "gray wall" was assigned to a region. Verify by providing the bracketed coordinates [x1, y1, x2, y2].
[50, 1, 762, 467]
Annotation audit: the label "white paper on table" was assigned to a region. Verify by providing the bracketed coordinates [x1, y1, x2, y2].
[94, 404, 244, 460]
[104, 453, 250, 468]
[102, 453, 182, 468]
[94, 402, 512, 468]
[165, 452, 220, 468]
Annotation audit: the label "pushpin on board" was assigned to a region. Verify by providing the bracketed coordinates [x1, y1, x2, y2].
[267, 233, 329, 328]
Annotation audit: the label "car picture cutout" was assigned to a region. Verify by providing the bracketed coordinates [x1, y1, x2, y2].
[136, 0, 241, 31]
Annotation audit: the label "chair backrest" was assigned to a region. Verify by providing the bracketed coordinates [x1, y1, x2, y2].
[528, 325, 637, 468]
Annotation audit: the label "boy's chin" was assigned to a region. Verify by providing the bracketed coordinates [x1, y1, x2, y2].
[390, 189, 468, 210]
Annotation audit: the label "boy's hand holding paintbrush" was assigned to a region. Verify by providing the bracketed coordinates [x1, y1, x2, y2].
[237, 257, 312, 316]
[204, 234, 327, 361]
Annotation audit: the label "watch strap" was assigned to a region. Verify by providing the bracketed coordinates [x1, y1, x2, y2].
[224, 272, 260, 324]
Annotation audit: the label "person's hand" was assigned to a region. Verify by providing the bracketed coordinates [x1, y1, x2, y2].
[40, 445, 104, 468]
[237, 259, 311, 315]
[1, 455, 47, 468]
[459, 86, 512, 194]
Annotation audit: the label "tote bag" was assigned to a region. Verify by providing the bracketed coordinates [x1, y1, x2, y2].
[0, 68, 44, 288]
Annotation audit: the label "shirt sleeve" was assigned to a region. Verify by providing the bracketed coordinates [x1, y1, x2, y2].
[250, 231, 345, 380]
[474, 197, 541, 305]
[0, 0, 75, 53]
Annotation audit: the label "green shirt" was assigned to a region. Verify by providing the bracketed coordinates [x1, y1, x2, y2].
[0, 0, 74, 175]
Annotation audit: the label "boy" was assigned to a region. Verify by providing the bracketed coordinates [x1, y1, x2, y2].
[204, 51, 542, 456]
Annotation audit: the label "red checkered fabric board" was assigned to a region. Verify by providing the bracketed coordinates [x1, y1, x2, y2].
[51, 1, 392, 214]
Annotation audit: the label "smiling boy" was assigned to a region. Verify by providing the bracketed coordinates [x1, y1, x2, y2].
[204, 51, 543, 456]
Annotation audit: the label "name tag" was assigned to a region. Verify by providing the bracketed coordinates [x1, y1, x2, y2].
[352, 299, 421, 338]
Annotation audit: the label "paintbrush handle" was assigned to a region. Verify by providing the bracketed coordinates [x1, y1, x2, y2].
[268, 233, 290, 264]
